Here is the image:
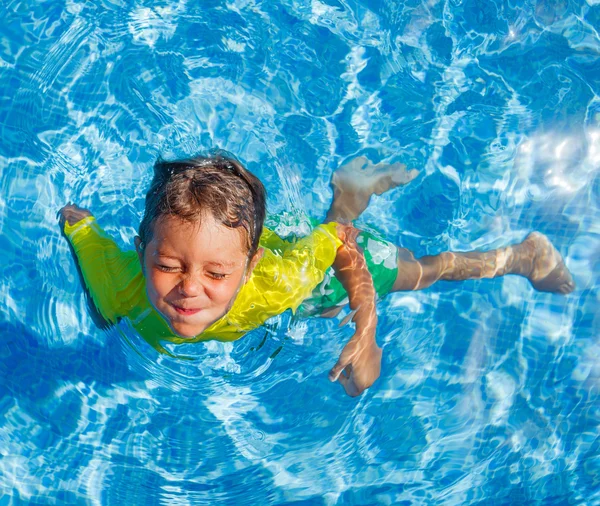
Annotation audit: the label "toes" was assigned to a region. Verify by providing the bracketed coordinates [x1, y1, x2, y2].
[560, 279, 576, 294]
[524, 232, 576, 295]
[531, 261, 575, 294]
[340, 156, 369, 173]
[333, 158, 417, 197]
[391, 167, 419, 185]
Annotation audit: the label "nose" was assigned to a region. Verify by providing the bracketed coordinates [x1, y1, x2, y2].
[178, 273, 204, 297]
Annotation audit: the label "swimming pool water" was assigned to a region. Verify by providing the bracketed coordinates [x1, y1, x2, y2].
[1, 0, 599, 504]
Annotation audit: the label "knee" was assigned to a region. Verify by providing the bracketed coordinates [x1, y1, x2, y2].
[417, 253, 449, 287]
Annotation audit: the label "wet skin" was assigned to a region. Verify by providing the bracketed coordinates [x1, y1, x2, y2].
[328, 225, 381, 397]
[134, 215, 263, 338]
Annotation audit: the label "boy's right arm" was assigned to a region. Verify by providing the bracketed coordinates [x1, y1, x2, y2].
[59, 204, 93, 229]
[59, 204, 144, 326]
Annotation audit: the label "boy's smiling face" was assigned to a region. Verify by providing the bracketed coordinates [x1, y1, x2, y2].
[135, 214, 262, 338]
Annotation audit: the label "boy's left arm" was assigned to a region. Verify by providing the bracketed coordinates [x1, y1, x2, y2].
[329, 224, 382, 397]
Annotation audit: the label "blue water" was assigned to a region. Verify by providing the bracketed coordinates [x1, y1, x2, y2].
[1, 0, 599, 504]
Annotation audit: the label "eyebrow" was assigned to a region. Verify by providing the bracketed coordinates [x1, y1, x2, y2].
[155, 253, 181, 261]
[156, 253, 238, 270]
[206, 260, 238, 269]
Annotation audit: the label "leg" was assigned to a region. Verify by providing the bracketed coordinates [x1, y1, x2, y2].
[392, 232, 575, 294]
[325, 156, 419, 223]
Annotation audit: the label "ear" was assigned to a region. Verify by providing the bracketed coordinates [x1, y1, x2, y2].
[245, 247, 264, 282]
[134, 236, 145, 274]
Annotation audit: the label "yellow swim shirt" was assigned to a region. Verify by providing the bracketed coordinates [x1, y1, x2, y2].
[63, 217, 342, 350]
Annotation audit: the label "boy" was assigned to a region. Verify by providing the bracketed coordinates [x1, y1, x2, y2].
[59, 154, 575, 397]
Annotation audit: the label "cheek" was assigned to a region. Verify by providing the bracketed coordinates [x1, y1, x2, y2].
[206, 277, 244, 304]
[145, 271, 174, 299]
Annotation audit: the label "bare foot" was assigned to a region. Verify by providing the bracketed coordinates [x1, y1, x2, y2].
[58, 204, 92, 228]
[333, 156, 418, 195]
[326, 156, 419, 222]
[520, 232, 576, 294]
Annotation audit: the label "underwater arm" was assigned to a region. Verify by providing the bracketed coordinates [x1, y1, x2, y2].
[329, 224, 382, 397]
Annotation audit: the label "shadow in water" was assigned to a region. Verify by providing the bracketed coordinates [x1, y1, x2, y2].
[0, 318, 143, 404]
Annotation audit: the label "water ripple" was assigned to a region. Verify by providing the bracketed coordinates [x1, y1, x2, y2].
[0, 0, 598, 503]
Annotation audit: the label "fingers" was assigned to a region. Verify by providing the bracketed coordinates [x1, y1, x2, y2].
[328, 338, 362, 382]
[58, 204, 92, 227]
[328, 346, 358, 381]
[335, 367, 366, 397]
[57, 203, 72, 220]
[58, 203, 75, 218]
[329, 353, 368, 397]
[329, 338, 383, 397]
[328, 359, 348, 382]
[331, 365, 362, 397]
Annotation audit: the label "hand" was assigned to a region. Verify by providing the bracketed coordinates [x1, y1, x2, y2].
[58, 204, 92, 228]
[329, 330, 382, 397]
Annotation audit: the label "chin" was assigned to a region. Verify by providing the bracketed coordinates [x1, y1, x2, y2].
[151, 301, 205, 338]
[170, 324, 202, 339]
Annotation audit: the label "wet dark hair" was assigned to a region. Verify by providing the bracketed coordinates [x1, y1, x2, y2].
[138, 152, 266, 256]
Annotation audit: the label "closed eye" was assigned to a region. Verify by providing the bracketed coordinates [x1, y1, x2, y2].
[157, 264, 180, 273]
[208, 272, 227, 280]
